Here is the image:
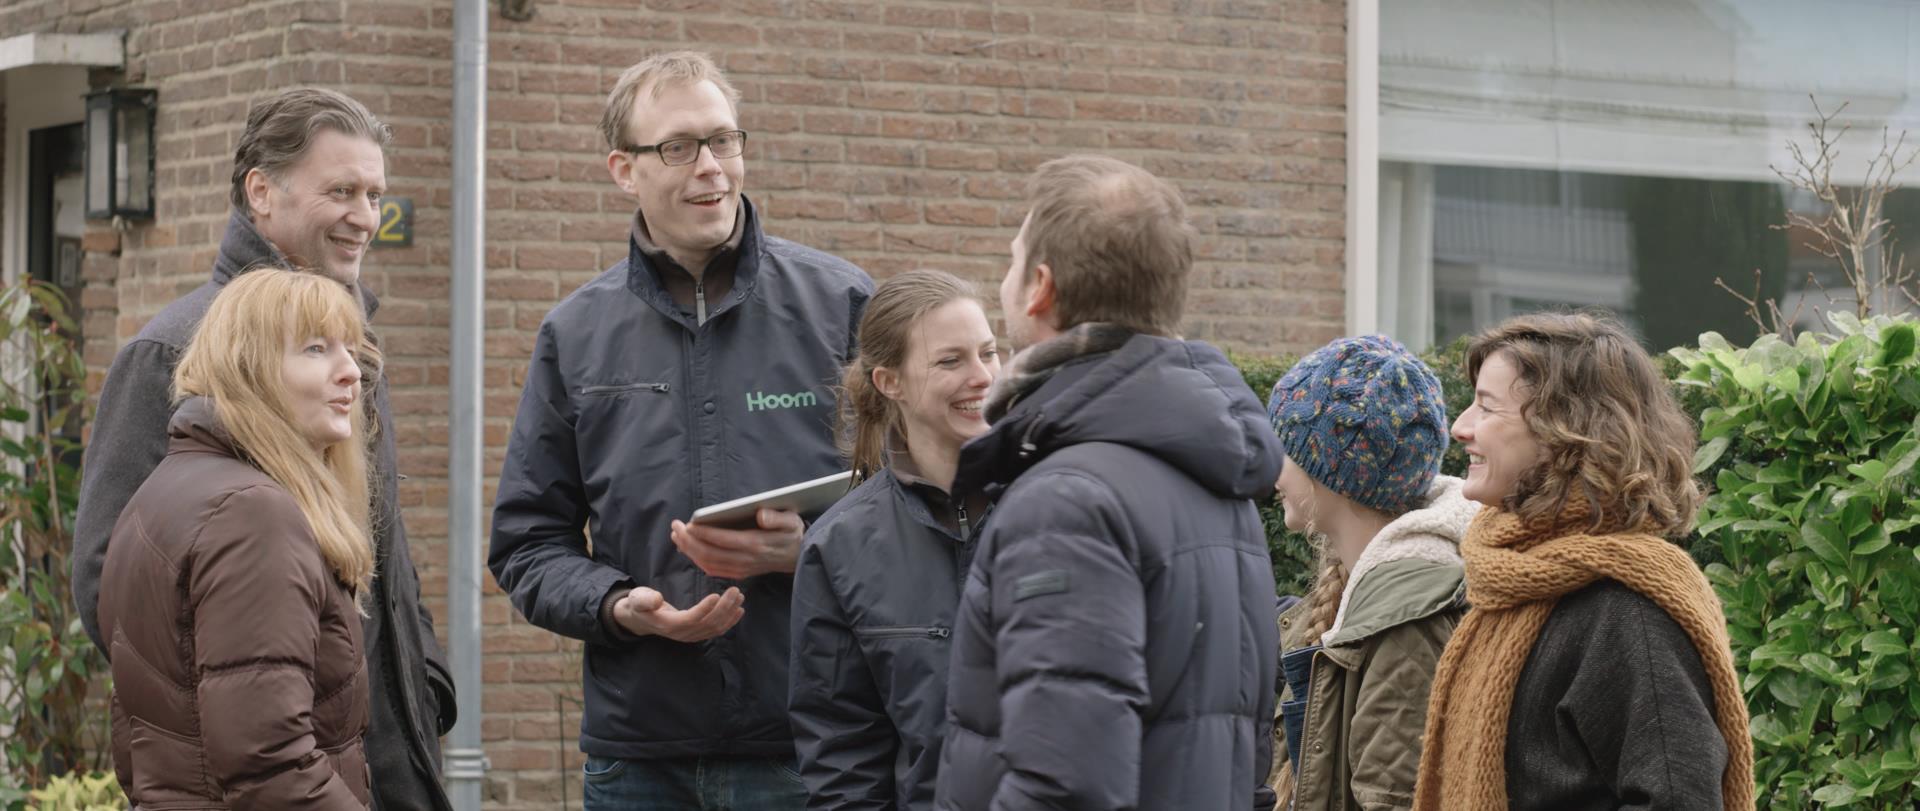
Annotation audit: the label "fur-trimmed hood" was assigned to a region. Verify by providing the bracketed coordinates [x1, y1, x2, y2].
[1323, 475, 1477, 645]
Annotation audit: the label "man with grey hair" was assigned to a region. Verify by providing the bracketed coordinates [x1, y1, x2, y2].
[73, 86, 454, 811]
[489, 50, 870, 809]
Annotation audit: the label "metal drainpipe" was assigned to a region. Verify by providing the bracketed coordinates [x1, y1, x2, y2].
[445, 0, 488, 807]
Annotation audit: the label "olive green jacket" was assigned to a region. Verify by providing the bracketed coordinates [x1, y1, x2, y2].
[1272, 477, 1475, 811]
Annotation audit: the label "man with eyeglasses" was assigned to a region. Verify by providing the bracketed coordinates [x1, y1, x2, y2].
[489, 51, 870, 810]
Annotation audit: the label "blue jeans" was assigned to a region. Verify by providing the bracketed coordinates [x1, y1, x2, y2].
[582, 755, 807, 810]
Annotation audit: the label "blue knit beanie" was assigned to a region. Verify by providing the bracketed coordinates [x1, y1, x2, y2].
[1266, 335, 1448, 514]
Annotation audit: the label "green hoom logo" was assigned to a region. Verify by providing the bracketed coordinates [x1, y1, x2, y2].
[745, 390, 819, 412]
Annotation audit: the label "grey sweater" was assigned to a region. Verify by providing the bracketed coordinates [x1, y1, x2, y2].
[1506, 579, 1729, 811]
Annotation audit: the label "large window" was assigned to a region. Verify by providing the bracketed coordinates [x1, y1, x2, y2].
[1378, 0, 1920, 350]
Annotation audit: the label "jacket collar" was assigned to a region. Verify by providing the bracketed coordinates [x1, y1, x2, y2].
[213, 208, 288, 285]
[625, 196, 763, 323]
[1282, 572, 1465, 672]
[1320, 476, 1476, 645]
[167, 396, 243, 460]
[983, 323, 1136, 423]
[885, 430, 941, 492]
[213, 208, 381, 319]
[1319, 562, 1465, 667]
[884, 432, 986, 542]
[954, 330, 1284, 503]
[629, 197, 747, 268]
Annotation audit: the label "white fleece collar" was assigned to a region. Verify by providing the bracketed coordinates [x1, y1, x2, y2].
[1321, 475, 1478, 645]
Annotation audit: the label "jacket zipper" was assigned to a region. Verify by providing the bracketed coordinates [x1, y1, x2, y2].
[855, 625, 951, 640]
[578, 382, 672, 395]
[956, 502, 970, 542]
[695, 280, 707, 325]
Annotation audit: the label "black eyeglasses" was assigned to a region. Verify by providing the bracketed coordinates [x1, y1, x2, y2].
[621, 130, 747, 166]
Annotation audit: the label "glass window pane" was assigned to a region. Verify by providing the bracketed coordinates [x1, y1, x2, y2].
[86, 103, 110, 214]
[122, 103, 151, 212]
[1427, 165, 1806, 349]
[1380, 0, 1920, 349]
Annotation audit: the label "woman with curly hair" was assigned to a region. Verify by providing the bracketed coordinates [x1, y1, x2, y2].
[1412, 313, 1754, 811]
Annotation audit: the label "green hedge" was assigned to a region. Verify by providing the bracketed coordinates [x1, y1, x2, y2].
[1673, 314, 1920, 809]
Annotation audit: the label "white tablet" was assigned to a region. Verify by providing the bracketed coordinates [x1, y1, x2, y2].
[689, 470, 855, 529]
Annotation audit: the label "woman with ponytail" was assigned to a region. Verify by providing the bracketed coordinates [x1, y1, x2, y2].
[788, 269, 1000, 810]
[99, 268, 378, 810]
[1265, 336, 1477, 811]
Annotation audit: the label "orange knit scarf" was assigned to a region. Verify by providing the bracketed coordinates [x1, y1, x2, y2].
[1411, 502, 1754, 811]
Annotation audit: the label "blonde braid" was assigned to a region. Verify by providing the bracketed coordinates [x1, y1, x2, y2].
[1271, 538, 1351, 809]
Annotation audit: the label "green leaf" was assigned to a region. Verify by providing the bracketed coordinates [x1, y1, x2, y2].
[1735, 363, 1768, 392]
[1895, 375, 1920, 410]
[1833, 756, 1875, 786]
[1803, 516, 1850, 566]
[1812, 783, 1858, 804]
[1862, 629, 1909, 655]
[1771, 367, 1803, 394]
[1861, 700, 1897, 730]
[1879, 322, 1918, 366]
[1853, 527, 1892, 556]
[1800, 652, 1851, 685]
[1697, 515, 1743, 538]
[1695, 436, 1731, 474]
[1887, 438, 1920, 481]
[1842, 406, 1874, 447]
[1849, 460, 1889, 485]
[1868, 659, 1913, 690]
[1771, 673, 1816, 708]
[1750, 640, 1800, 667]
[1842, 498, 1875, 538]
[1751, 712, 1790, 746]
[1698, 514, 1738, 535]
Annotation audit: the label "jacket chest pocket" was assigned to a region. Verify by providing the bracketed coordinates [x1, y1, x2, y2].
[854, 625, 952, 642]
[574, 382, 679, 481]
[579, 382, 671, 396]
[853, 625, 951, 699]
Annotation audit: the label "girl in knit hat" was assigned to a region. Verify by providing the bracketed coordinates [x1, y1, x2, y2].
[1265, 334, 1478, 811]
[1411, 313, 1752, 811]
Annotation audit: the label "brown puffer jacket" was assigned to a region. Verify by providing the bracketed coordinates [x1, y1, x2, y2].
[98, 397, 371, 810]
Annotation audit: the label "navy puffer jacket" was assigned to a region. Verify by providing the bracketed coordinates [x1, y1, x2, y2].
[936, 333, 1284, 810]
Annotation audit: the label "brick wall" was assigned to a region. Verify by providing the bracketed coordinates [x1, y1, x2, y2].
[11, 0, 1348, 807]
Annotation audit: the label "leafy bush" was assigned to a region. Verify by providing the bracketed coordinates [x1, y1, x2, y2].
[21, 772, 122, 811]
[0, 281, 107, 802]
[1231, 339, 1473, 597]
[1672, 313, 1920, 809]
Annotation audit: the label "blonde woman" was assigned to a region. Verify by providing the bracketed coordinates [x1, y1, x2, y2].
[1265, 335, 1475, 810]
[99, 268, 377, 810]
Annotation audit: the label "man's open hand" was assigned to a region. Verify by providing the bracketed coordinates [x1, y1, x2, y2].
[610, 586, 745, 643]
